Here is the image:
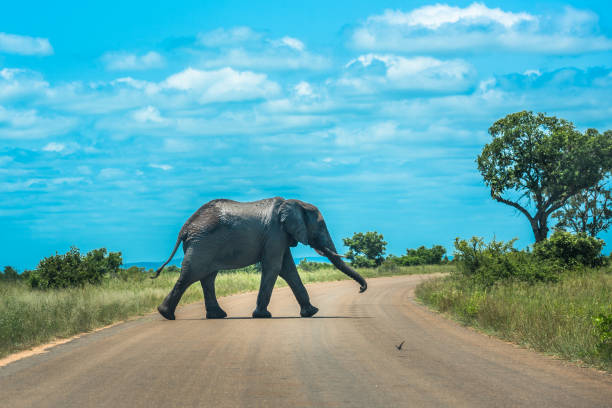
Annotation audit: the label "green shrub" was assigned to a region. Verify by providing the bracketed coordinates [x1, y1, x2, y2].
[115, 266, 147, 282]
[28, 247, 122, 289]
[386, 245, 447, 266]
[534, 230, 606, 268]
[453, 237, 561, 287]
[164, 265, 180, 274]
[220, 263, 261, 274]
[592, 313, 612, 359]
[1, 266, 20, 281]
[297, 258, 331, 272]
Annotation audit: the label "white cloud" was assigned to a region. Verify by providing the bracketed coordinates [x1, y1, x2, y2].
[99, 168, 125, 179]
[276, 36, 305, 51]
[352, 3, 612, 54]
[339, 54, 473, 93]
[523, 69, 541, 77]
[294, 81, 314, 97]
[163, 67, 280, 103]
[132, 106, 164, 123]
[0, 68, 49, 100]
[111, 77, 160, 94]
[0, 32, 53, 55]
[42, 142, 65, 152]
[150, 164, 173, 171]
[333, 121, 400, 148]
[198, 27, 261, 47]
[0, 178, 45, 192]
[370, 3, 534, 29]
[102, 51, 165, 70]
[42, 141, 81, 154]
[0, 106, 76, 139]
[195, 28, 327, 71]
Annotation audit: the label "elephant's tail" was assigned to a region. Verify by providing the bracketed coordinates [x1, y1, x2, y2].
[151, 230, 185, 279]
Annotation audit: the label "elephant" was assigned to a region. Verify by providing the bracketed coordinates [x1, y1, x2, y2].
[152, 197, 367, 320]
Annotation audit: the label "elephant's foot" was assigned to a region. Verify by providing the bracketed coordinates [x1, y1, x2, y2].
[300, 304, 319, 318]
[206, 306, 227, 319]
[252, 308, 272, 318]
[157, 304, 175, 320]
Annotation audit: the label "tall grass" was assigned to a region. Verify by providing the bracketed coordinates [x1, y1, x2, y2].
[416, 269, 612, 371]
[0, 264, 452, 359]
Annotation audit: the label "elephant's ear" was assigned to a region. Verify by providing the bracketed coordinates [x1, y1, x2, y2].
[279, 200, 309, 247]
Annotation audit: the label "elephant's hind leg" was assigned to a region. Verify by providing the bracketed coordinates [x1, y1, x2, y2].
[158, 250, 202, 320]
[158, 273, 198, 320]
[200, 271, 227, 319]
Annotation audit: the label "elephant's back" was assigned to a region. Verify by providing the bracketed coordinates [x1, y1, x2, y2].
[181, 201, 225, 240]
[181, 197, 282, 244]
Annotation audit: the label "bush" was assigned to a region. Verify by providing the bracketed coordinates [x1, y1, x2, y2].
[220, 263, 261, 274]
[297, 258, 331, 272]
[1, 266, 20, 281]
[28, 247, 122, 289]
[386, 245, 447, 266]
[593, 313, 612, 359]
[534, 230, 606, 268]
[116, 266, 148, 282]
[164, 265, 180, 274]
[453, 237, 560, 287]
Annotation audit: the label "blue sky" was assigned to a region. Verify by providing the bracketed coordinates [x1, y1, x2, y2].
[1, 1, 611, 269]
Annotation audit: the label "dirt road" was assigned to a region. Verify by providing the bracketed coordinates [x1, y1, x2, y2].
[1, 275, 610, 407]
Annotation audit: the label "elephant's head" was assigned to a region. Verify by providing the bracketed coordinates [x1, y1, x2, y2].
[279, 199, 367, 293]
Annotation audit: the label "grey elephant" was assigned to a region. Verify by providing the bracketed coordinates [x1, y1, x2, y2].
[152, 197, 367, 320]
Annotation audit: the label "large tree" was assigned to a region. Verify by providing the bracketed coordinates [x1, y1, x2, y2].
[477, 112, 612, 242]
[552, 181, 612, 237]
[343, 231, 387, 268]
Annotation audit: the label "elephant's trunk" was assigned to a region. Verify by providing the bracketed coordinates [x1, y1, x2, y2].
[321, 247, 367, 293]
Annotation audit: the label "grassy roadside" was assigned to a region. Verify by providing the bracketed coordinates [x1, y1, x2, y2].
[0, 264, 452, 359]
[415, 269, 612, 371]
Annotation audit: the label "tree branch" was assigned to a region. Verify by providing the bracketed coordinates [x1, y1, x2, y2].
[544, 200, 568, 217]
[491, 189, 534, 222]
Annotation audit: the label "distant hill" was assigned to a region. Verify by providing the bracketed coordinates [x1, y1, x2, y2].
[122, 256, 330, 270]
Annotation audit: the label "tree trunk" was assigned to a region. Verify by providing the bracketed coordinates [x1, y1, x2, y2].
[531, 216, 549, 243]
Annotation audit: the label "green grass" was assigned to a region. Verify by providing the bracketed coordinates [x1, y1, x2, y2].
[415, 268, 612, 371]
[0, 263, 452, 359]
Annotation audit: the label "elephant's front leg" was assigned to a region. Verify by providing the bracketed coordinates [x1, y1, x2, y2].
[252, 253, 282, 318]
[200, 271, 227, 319]
[279, 247, 318, 317]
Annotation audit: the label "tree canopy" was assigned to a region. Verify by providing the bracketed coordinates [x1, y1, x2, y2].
[477, 111, 612, 242]
[343, 231, 387, 268]
[1, 266, 19, 281]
